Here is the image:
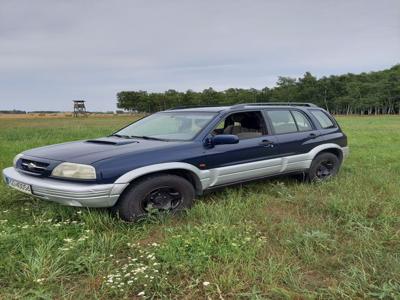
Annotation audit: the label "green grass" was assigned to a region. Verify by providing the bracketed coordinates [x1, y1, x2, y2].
[0, 115, 399, 299]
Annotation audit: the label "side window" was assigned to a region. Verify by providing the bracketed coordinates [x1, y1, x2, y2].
[212, 111, 267, 140]
[291, 111, 312, 132]
[310, 110, 336, 129]
[266, 110, 297, 134]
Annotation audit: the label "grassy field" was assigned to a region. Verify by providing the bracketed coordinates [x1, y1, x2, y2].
[0, 115, 399, 299]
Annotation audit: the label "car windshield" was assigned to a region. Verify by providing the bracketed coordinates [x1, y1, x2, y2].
[114, 112, 217, 141]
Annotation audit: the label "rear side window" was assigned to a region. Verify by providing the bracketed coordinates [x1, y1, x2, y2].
[291, 111, 312, 131]
[310, 110, 336, 129]
[266, 110, 297, 134]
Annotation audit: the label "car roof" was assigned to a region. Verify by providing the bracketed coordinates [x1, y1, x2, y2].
[164, 106, 230, 113]
[165, 103, 319, 113]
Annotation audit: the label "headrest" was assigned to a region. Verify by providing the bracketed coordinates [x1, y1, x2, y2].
[241, 116, 259, 129]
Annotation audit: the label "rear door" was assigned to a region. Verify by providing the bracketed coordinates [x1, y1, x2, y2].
[263, 109, 320, 172]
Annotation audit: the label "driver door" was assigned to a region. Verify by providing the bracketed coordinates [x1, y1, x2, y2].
[201, 111, 280, 186]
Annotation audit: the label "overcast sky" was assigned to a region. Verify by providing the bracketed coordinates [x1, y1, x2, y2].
[0, 0, 399, 111]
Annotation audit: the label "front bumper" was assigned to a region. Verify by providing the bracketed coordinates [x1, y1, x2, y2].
[2, 167, 128, 207]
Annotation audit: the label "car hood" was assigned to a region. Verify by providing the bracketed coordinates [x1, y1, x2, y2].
[22, 136, 184, 164]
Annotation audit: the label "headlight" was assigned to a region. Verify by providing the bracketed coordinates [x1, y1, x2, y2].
[51, 163, 96, 180]
[13, 153, 23, 167]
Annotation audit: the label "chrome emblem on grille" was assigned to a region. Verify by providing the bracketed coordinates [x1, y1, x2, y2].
[27, 162, 38, 170]
[21, 161, 46, 171]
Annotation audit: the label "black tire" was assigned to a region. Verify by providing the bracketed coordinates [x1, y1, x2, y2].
[307, 152, 341, 182]
[113, 174, 195, 222]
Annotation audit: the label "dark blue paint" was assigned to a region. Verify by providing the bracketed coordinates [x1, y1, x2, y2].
[18, 105, 347, 184]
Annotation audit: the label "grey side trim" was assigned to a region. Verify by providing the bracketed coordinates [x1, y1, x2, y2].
[202, 143, 345, 188]
[302, 143, 343, 160]
[342, 146, 349, 160]
[113, 143, 348, 194]
[114, 162, 209, 192]
[209, 157, 282, 187]
[205, 170, 306, 191]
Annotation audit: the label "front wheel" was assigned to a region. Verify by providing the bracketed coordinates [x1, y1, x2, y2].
[307, 152, 341, 182]
[113, 174, 195, 222]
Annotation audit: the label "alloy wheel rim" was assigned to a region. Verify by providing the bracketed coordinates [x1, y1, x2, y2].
[316, 160, 334, 179]
[142, 187, 182, 212]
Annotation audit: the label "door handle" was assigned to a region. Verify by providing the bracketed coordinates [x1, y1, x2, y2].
[259, 140, 274, 148]
[308, 133, 318, 138]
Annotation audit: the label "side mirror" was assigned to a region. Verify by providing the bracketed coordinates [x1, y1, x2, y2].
[212, 134, 239, 146]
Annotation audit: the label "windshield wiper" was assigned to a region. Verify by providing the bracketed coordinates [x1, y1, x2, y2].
[110, 134, 133, 139]
[129, 135, 168, 141]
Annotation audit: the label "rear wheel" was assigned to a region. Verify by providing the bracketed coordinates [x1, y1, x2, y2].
[308, 152, 341, 182]
[113, 174, 195, 222]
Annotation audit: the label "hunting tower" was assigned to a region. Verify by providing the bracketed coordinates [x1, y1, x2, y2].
[73, 100, 86, 117]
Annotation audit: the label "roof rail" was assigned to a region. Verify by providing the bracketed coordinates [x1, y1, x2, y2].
[167, 105, 227, 110]
[231, 102, 318, 109]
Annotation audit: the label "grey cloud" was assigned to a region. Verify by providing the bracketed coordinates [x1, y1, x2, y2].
[0, 0, 399, 111]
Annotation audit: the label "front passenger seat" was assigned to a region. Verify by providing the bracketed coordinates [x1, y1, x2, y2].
[223, 115, 243, 135]
[236, 116, 262, 139]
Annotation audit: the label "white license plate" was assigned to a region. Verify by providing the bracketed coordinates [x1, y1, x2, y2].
[8, 179, 32, 194]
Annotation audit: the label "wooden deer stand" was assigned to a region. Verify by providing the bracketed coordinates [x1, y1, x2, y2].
[73, 100, 87, 117]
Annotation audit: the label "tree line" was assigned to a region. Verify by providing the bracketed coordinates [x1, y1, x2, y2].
[0, 110, 27, 114]
[117, 64, 400, 115]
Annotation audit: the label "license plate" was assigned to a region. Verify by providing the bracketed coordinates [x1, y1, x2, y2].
[8, 179, 32, 194]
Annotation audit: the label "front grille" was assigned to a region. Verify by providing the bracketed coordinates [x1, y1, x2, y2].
[20, 159, 49, 175]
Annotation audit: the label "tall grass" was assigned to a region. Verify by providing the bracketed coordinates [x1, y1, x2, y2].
[0, 115, 399, 299]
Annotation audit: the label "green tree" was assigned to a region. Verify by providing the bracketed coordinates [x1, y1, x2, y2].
[116, 64, 400, 114]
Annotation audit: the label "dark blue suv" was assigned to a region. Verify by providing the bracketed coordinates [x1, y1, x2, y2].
[3, 103, 348, 221]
